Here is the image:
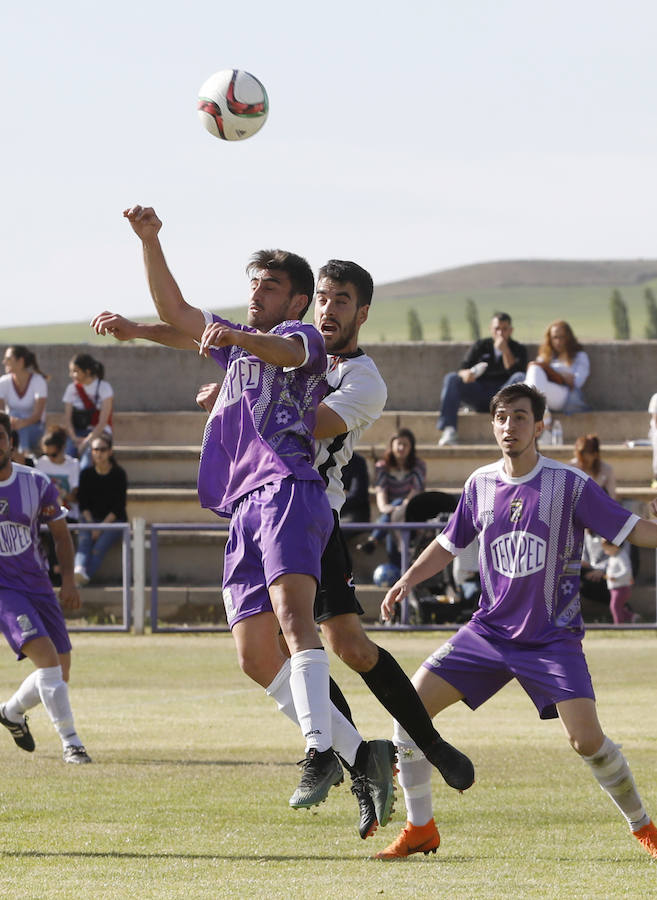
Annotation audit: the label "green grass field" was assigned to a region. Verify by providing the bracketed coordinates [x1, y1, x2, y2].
[1, 631, 656, 899]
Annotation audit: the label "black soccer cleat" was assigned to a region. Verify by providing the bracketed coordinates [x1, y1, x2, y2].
[289, 748, 343, 809]
[424, 735, 475, 791]
[0, 704, 35, 752]
[350, 772, 378, 839]
[364, 739, 397, 828]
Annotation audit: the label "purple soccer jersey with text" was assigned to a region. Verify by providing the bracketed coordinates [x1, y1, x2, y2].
[437, 456, 639, 644]
[197, 315, 328, 516]
[0, 464, 66, 594]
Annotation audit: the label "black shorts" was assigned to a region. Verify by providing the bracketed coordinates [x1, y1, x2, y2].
[314, 510, 364, 623]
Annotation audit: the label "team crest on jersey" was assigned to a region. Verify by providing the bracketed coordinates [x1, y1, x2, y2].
[509, 498, 523, 522]
[42, 504, 59, 518]
[0, 499, 8, 515]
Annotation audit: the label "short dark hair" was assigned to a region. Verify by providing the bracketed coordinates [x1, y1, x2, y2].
[317, 260, 374, 308]
[43, 425, 67, 452]
[492, 312, 512, 325]
[246, 249, 315, 318]
[0, 412, 11, 440]
[490, 382, 546, 422]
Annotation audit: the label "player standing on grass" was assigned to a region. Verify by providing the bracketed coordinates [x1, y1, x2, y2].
[91, 259, 474, 839]
[122, 204, 350, 808]
[0, 413, 91, 764]
[376, 382, 657, 860]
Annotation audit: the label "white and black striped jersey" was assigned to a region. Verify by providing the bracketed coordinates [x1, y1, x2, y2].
[315, 350, 387, 513]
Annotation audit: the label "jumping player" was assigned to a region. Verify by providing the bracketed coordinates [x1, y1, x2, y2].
[122, 205, 353, 809]
[91, 258, 474, 838]
[376, 382, 657, 860]
[0, 412, 91, 763]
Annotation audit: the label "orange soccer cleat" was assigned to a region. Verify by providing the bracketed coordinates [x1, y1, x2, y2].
[633, 820, 657, 859]
[373, 818, 440, 860]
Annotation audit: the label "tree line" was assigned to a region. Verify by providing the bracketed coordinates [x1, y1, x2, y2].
[404, 288, 657, 341]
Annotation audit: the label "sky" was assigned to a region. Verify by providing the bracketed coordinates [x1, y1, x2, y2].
[3, 0, 657, 327]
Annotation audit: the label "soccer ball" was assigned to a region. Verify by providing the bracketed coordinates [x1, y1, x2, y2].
[197, 69, 269, 141]
[373, 563, 402, 588]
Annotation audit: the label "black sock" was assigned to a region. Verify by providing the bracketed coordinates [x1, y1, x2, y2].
[329, 676, 355, 725]
[329, 677, 368, 775]
[360, 646, 438, 750]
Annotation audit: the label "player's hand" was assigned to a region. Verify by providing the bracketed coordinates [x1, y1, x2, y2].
[196, 382, 221, 412]
[380, 579, 411, 622]
[91, 311, 139, 341]
[198, 322, 237, 356]
[123, 205, 162, 241]
[59, 581, 81, 611]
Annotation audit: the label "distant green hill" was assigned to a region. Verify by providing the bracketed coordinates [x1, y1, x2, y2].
[3, 259, 657, 345]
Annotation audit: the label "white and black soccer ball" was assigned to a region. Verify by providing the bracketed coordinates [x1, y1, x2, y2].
[197, 69, 269, 141]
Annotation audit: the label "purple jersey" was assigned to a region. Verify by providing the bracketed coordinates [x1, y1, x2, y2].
[198, 315, 328, 516]
[0, 463, 66, 594]
[437, 455, 638, 644]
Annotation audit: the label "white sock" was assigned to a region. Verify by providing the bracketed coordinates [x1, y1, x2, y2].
[582, 735, 650, 832]
[393, 721, 434, 827]
[289, 649, 332, 753]
[36, 666, 82, 748]
[4, 669, 42, 720]
[266, 659, 362, 764]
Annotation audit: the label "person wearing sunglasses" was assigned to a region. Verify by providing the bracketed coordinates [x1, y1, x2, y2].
[73, 436, 127, 586]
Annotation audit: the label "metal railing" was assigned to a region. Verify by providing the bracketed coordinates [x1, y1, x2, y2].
[42, 521, 132, 632]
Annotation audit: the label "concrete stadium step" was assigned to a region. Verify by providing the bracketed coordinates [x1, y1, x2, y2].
[114, 437, 654, 492]
[127, 488, 217, 523]
[72, 581, 656, 627]
[123, 477, 657, 527]
[46, 408, 652, 451]
[361, 410, 650, 446]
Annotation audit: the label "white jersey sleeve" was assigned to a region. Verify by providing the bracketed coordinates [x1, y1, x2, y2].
[315, 352, 387, 513]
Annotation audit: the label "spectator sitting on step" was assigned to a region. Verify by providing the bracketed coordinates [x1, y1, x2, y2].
[62, 353, 114, 470]
[0, 345, 49, 455]
[339, 451, 371, 541]
[357, 428, 425, 566]
[36, 426, 80, 521]
[570, 433, 616, 501]
[74, 434, 127, 587]
[524, 320, 590, 413]
[437, 313, 527, 446]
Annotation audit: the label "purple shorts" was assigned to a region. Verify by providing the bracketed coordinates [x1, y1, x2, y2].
[0, 587, 72, 660]
[222, 477, 333, 629]
[422, 624, 595, 720]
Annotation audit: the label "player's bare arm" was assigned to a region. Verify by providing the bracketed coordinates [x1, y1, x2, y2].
[91, 311, 197, 350]
[49, 517, 81, 611]
[123, 205, 206, 340]
[314, 403, 347, 440]
[380, 540, 455, 621]
[627, 516, 657, 547]
[198, 322, 306, 367]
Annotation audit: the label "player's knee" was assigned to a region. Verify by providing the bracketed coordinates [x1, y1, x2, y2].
[325, 631, 378, 672]
[567, 731, 603, 757]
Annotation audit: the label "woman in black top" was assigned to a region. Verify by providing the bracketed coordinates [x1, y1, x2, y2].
[73, 434, 127, 585]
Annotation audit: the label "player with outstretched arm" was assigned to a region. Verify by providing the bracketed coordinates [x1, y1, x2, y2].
[122, 205, 372, 810]
[376, 382, 657, 860]
[91, 258, 474, 840]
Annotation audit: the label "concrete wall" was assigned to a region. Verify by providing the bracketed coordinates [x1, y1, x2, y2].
[26, 340, 657, 413]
